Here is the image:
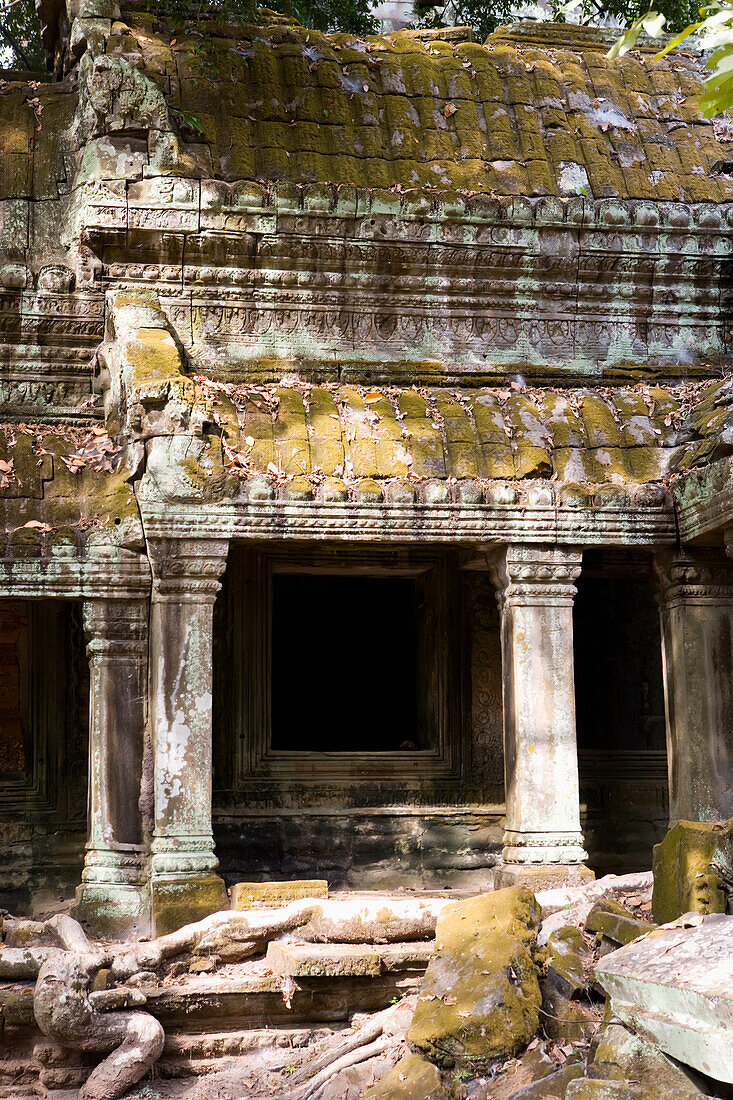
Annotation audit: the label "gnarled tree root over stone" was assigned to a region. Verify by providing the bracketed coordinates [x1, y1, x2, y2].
[0, 913, 164, 1100]
[0, 898, 450, 1097]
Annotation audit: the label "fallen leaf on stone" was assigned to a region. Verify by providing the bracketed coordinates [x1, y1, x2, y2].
[444, 103, 457, 116]
[0, 459, 13, 473]
[22, 520, 51, 530]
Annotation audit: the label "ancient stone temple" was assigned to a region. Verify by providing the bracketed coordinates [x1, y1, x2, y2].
[2, 0, 733, 939]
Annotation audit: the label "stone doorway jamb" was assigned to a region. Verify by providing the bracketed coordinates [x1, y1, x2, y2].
[488, 543, 592, 890]
[147, 535, 230, 935]
[655, 546, 733, 824]
[75, 596, 151, 937]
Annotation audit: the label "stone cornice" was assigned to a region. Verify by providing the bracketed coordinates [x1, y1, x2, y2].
[137, 492, 675, 547]
[82, 182, 733, 243]
[0, 545, 151, 599]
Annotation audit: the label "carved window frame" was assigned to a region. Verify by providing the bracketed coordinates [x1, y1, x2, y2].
[222, 545, 466, 787]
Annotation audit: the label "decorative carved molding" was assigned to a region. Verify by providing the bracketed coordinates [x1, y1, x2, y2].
[146, 537, 230, 603]
[502, 829, 588, 865]
[137, 497, 676, 549]
[654, 549, 733, 605]
[491, 544, 584, 608]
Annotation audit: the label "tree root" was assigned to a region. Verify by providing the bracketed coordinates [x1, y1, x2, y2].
[0, 898, 440, 1098]
[289, 997, 417, 1099]
[0, 913, 164, 1100]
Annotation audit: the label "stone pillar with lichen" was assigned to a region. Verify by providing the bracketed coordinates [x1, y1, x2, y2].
[75, 597, 150, 936]
[491, 545, 591, 889]
[147, 537, 229, 935]
[655, 548, 733, 824]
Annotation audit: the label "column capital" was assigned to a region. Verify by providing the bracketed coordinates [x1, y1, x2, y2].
[82, 597, 148, 658]
[147, 536, 230, 603]
[654, 549, 733, 604]
[491, 544, 583, 606]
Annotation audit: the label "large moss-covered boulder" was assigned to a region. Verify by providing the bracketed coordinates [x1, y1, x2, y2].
[652, 819, 733, 924]
[407, 887, 542, 1072]
[362, 1053, 449, 1099]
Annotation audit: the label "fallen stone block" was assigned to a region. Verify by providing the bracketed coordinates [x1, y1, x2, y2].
[566, 1080, 704, 1099]
[266, 940, 382, 978]
[540, 926, 600, 1044]
[231, 879, 329, 909]
[594, 913, 733, 1084]
[652, 820, 733, 924]
[538, 874, 653, 946]
[585, 899, 656, 947]
[463, 1043, 556, 1098]
[408, 887, 542, 1072]
[363, 1052, 450, 1098]
[545, 926, 589, 998]
[589, 1022, 708, 1098]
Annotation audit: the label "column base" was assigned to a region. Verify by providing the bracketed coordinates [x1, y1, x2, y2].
[74, 882, 151, 939]
[493, 863, 595, 892]
[151, 872, 228, 935]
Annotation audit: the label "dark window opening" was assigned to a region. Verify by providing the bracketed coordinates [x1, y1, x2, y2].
[574, 576, 666, 753]
[271, 574, 420, 752]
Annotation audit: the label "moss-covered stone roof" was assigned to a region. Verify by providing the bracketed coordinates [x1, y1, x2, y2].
[0, 425, 141, 546]
[198, 377, 713, 488]
[100, 11, 733, 200]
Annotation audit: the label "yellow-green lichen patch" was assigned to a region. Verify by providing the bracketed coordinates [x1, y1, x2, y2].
[103, 6, 733, 200]
[0, 424, 141, 544]
[179, 377, 718, 490]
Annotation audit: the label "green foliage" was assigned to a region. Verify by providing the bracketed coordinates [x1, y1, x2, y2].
[0, 0, 377, 70]
[0, 0, 45, 70]
[610, 1, 733, 116]
[413, 0, 697, 40]
[158, 0, 377, 35]
[412, 0, 536, 39]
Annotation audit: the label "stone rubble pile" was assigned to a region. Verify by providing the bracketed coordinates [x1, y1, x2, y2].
[2, 824, 733, 1099]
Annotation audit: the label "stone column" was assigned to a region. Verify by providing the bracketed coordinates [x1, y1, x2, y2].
[147, 537, 229, 934]
[655, 549, 733, 823]
[491, 545, 591, 889]
[75, 597, 150, 936]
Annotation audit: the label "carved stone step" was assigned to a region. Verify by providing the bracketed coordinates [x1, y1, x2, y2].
[266, 941, 382, 979]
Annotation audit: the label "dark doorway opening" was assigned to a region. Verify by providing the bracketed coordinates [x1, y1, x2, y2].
[271, 574, 419, 752]
[573, 562, 668, 873]
[574, 575, 666, 754]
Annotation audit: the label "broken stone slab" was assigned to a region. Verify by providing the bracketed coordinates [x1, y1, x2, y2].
[652, 820, 733, 924]
[505, 1063, 586, 1097]
[363, 1052, 450, 1098]
[408, 887, 542, 1072]
[545, 925, 589, 997]
[588, 1022, 709, 1098]
[230, 879, 329, 909]
[594, 913, 733, 1084]
[566, 1081, 705, 1099]
[585, 899, 657, 947]
[537, 873, 653, 946]
[458, 1043, 557, 1098]
[266, 940, 382, 979]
